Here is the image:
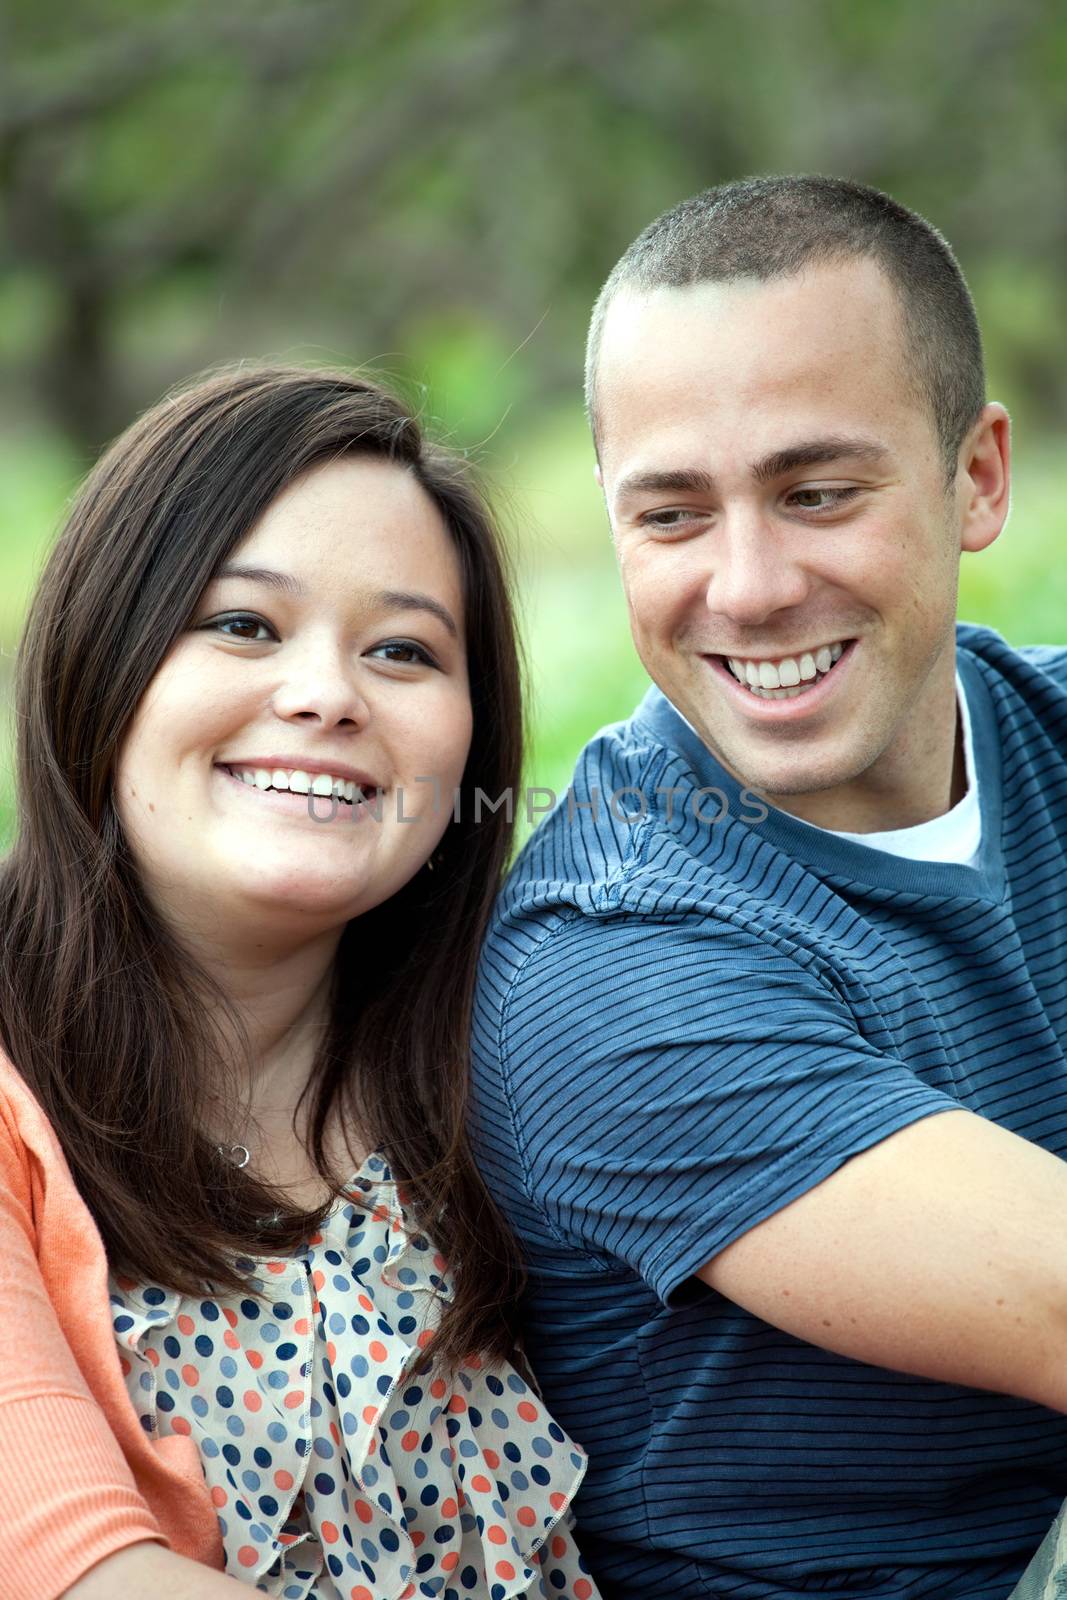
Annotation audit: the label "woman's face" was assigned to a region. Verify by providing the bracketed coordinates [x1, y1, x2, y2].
[115, 456, 472, 945]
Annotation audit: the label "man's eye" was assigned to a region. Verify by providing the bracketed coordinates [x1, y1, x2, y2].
[787, 487, 861, 512]
[205, 612, 276, 641]
[639, 508, 701, 532]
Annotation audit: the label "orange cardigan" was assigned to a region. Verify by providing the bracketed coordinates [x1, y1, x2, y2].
[0, 1050, 223, 1597]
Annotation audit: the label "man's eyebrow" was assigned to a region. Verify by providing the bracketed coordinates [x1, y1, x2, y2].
[614, 439, 891, 504]
[615, 467, 716, 501]
[752, 436, 891, 483]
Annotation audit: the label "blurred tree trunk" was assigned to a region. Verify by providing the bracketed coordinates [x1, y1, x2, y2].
[45, 278, 114, 455]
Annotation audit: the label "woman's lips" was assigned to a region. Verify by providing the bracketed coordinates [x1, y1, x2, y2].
[216, 764, 376, 823]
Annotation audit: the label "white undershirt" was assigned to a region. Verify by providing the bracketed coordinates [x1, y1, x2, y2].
[801, 674, 982, 866]
[679, 673, 983, 868]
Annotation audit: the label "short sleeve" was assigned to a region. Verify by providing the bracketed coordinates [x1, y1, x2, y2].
[497, 916, 958, 1303]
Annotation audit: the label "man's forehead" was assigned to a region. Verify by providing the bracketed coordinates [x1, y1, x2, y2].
[594, 261, 918, 468]
[598, 260, 903, 370]
[600, 275, 771, 340]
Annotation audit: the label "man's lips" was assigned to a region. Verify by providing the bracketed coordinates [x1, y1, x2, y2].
[701, 639, 857, 719]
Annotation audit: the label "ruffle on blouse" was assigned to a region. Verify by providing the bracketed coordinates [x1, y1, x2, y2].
[109, 1155, 589, 1600]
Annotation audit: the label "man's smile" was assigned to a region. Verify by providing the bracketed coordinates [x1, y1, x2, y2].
[722, 639, 848, 698]
[701, 639, 857, 717]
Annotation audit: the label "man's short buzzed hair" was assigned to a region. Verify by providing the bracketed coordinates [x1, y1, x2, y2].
[586, 175, 986, 475]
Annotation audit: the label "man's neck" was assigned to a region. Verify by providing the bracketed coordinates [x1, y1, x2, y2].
[762, 675, 965, 836]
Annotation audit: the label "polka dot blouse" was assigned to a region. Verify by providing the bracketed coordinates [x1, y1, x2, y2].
[108, 1153, 599, 1599]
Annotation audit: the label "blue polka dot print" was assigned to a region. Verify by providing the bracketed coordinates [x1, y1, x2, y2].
[109, 1154, 599, 1599]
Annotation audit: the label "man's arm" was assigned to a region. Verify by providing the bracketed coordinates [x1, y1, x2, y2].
[700, 1107, 1067, 1413]
[496, 917, 1067, 1412]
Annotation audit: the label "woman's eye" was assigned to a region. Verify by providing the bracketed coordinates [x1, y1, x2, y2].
[205, 613, 276, 642]
[368, 640, 436, 666]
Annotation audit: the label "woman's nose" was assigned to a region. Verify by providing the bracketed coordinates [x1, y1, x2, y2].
[270, 641, 370, 730]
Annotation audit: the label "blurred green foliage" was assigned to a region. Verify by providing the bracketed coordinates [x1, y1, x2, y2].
[1, 409, 1064, 848]
[1, 0, 1066, 844]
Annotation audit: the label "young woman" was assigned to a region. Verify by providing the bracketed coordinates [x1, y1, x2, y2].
[0, 367, 599, 1600]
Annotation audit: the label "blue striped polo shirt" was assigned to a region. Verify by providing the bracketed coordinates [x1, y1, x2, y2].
[470, 624, 1067, 1599]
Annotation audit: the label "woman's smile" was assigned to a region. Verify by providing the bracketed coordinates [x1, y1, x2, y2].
[215, 761, 381, 823]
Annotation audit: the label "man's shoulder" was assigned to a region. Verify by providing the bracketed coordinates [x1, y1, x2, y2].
[1017, 642, 1067, 690]
[957, 621, 1067, 696]
[498, 693, 690, 908]
[491, 685, 774, 941]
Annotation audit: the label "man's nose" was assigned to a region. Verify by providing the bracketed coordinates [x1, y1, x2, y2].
[704, 509, 811, 626]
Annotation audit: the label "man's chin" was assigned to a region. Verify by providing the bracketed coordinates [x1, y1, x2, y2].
[691, 721, 869, 807]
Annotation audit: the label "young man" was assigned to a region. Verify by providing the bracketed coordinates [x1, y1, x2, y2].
[470, 177, 1067, 1599]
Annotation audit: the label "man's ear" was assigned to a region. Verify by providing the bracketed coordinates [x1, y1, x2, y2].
[959, 402, 1011, 554]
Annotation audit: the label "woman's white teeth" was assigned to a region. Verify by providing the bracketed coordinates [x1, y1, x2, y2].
[727, 641, 847, 695]
[233, 767, 362, 802]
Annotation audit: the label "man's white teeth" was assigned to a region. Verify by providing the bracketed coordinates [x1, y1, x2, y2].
[727, 641, 846, 695]
[233, 767, 364, 802]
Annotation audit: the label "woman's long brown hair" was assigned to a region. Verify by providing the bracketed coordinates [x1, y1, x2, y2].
[0, 365, 526, 1369]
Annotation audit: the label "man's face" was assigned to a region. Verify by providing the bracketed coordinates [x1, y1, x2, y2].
[595, 259, 992, 824]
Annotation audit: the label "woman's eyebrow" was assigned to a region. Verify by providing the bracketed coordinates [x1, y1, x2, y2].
[213, 567, 459, 640]
[377, 590, 459, 640]
[215, 563, 305, 596]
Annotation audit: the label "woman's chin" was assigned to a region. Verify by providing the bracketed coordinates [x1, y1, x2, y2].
[214, 864, 373, 931]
